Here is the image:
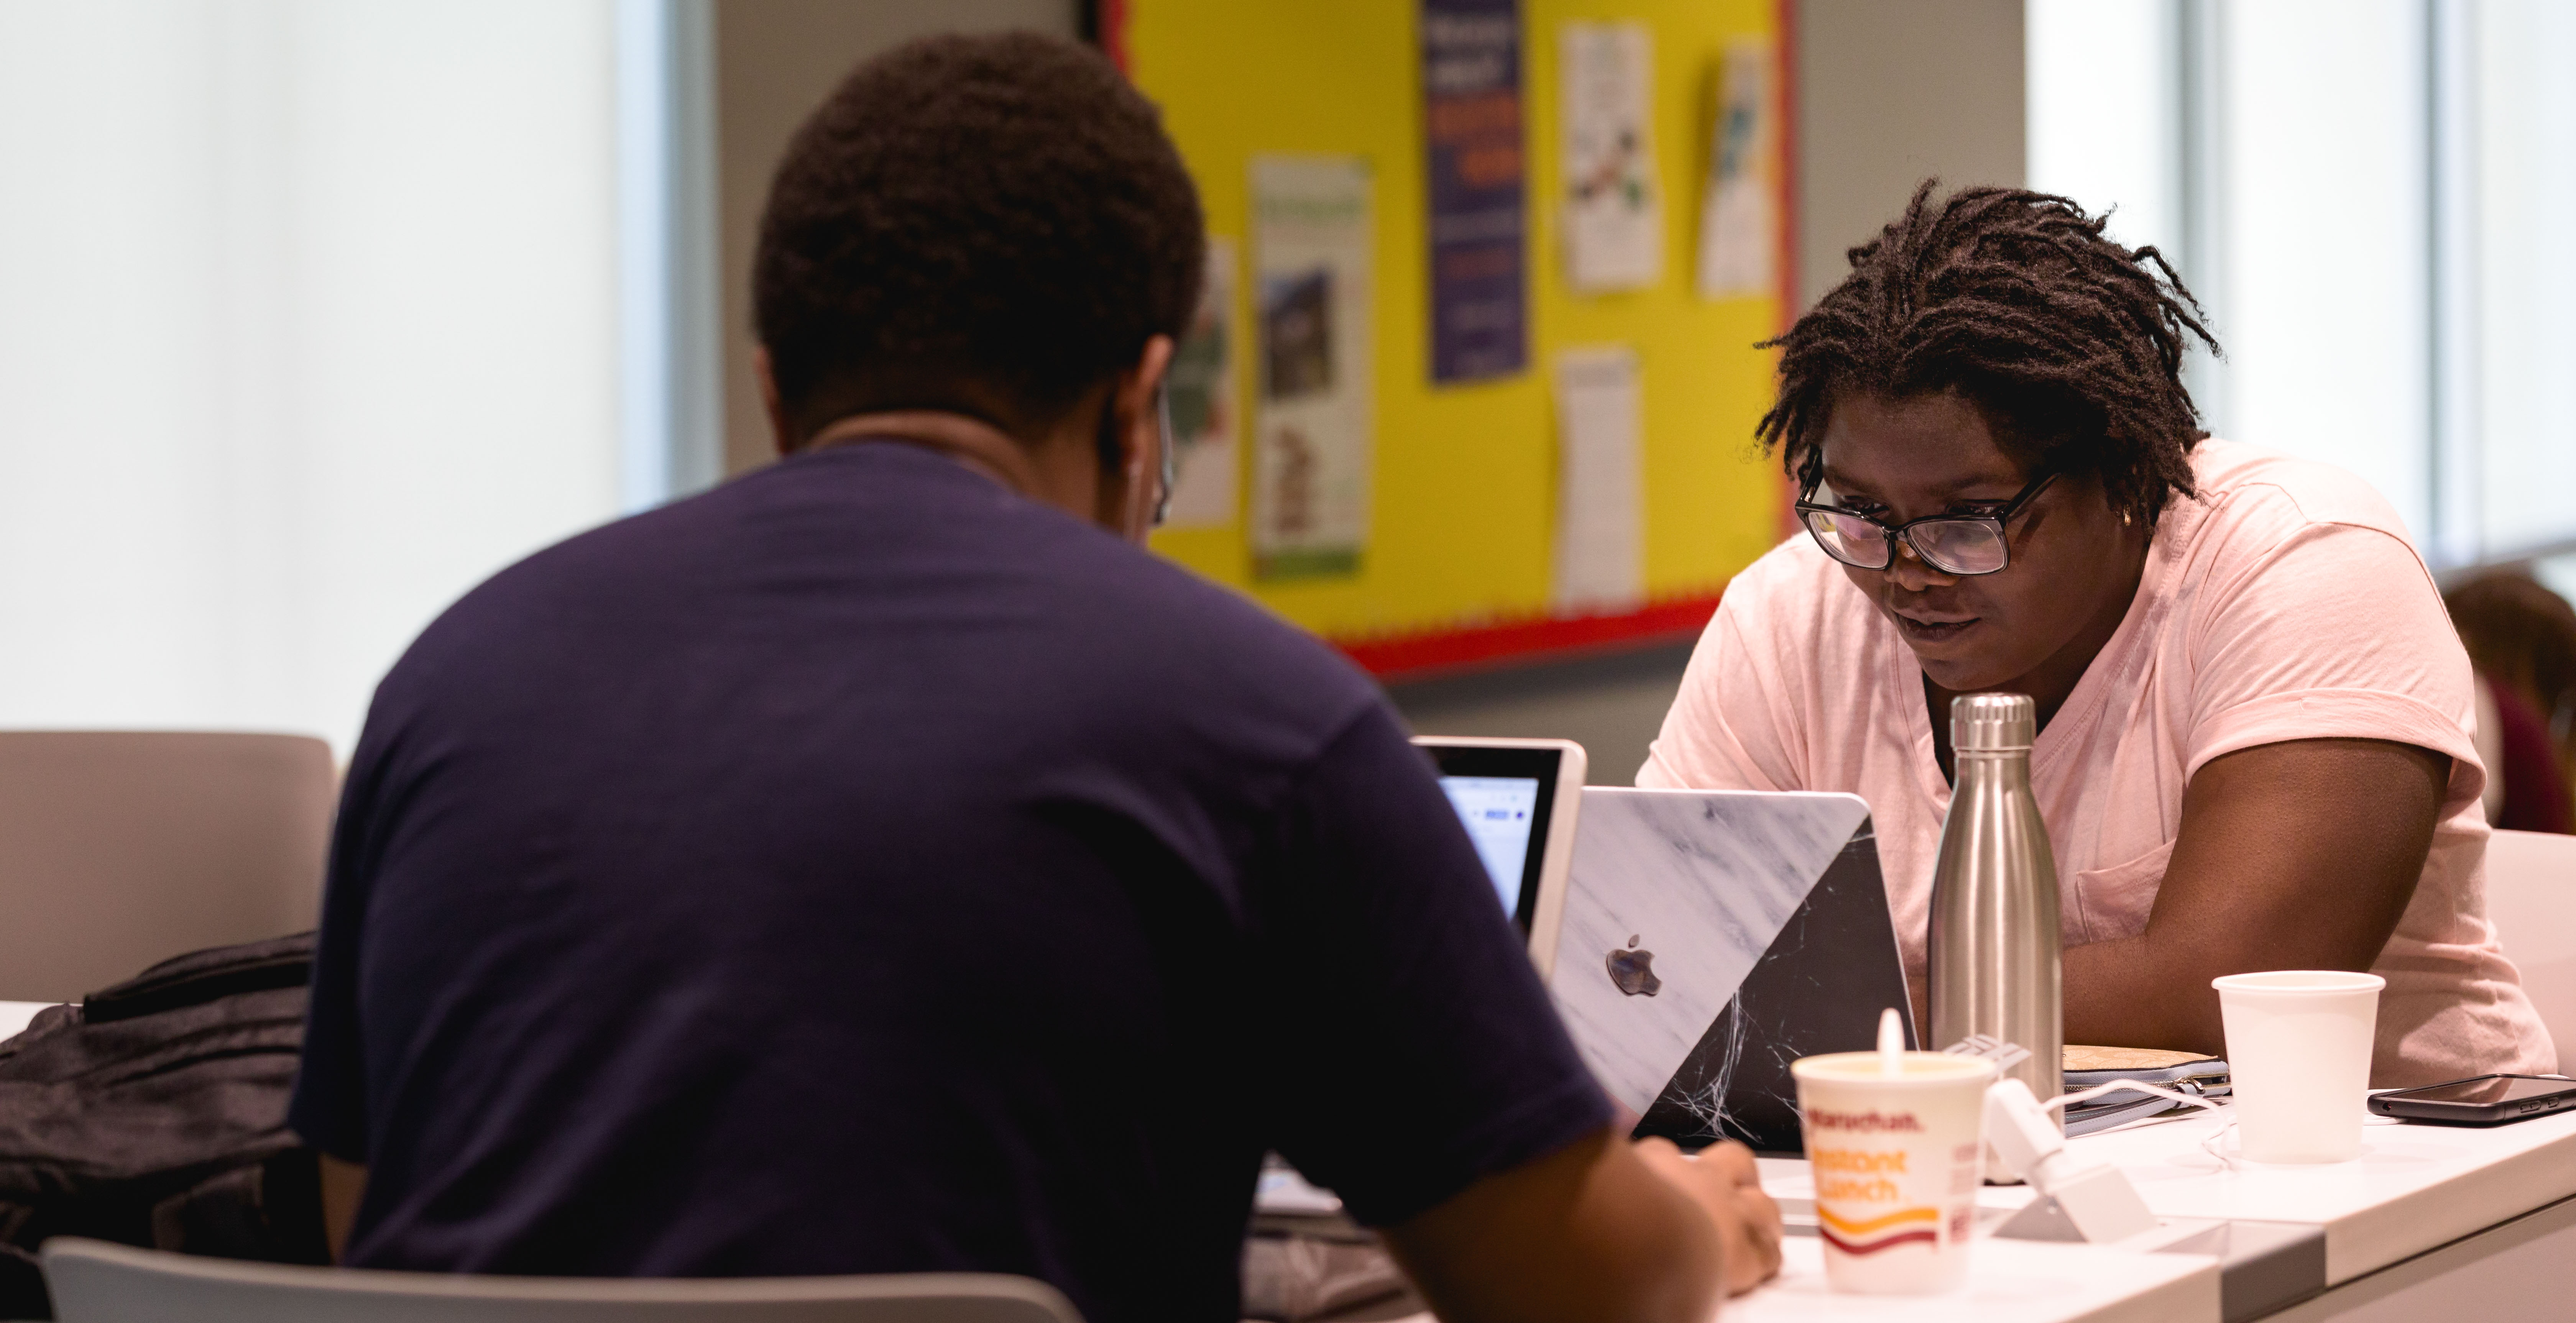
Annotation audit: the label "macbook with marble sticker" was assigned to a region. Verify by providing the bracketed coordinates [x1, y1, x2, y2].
[1549, 786, 1912, 1155]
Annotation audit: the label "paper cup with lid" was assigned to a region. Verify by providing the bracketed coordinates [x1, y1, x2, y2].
[1792, 1051, 1995, 1294]
[2214, 970, 2385, 1163]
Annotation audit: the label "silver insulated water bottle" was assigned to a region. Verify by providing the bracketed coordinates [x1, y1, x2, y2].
[1927, 693, 2063, 1139]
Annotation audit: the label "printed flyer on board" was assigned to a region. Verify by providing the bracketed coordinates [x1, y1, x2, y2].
[1696, 37, 1777, 299]
[1250, 155, 1374, 581]
[1560, 21, 1661, 292]
[1421, 0, 1527, 384]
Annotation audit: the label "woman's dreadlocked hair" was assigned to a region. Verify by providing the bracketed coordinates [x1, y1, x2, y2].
[1756, 181, 2220, 527]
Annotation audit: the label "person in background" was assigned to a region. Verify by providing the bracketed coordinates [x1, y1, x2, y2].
[2446, 571, 2576, 834]
[289, 33, 1778, 1323]
[1643, 182, 2551, 1086]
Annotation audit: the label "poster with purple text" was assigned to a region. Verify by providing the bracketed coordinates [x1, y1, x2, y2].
[1421, 0, 1526, 384]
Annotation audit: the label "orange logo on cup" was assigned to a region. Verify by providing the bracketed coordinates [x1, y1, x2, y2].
[1815, 1203, 1940, 1255]
[1810, 1116, 1937, 1254]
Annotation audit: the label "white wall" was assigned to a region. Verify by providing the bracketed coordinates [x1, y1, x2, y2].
[1796, 0, 2026, 309]
[711, 0, 1078, 476]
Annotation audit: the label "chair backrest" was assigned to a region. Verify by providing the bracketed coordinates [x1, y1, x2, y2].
[2486, 828, 2576, 1074]
[41, 1239, 1086, 1323]
[0, 732, 335, 1001]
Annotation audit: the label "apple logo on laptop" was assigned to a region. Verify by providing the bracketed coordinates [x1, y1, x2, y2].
[1605, 934, 1661, 997]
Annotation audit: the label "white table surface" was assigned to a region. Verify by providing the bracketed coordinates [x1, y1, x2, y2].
[2008, 1105, 2576, 1285]
[1366, 1234, 2218, 1323]
[1738, 1101, 2576, 1318]
[1729, 1234, 2218, 1323]
[1376, 1233, 2223, 1323]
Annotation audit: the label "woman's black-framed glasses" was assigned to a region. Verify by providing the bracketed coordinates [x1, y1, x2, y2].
[1794, 471, 2057, 576]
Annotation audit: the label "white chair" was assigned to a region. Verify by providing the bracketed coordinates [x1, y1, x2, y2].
[0, 732, 336, 1002]
[2486, 828, 2576, 1074]
[40, 1238, 1086, 1323]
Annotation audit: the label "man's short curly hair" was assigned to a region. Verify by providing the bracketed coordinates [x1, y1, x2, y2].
[754, 33, 1205, 446]
[1756, 182, 2219, 526]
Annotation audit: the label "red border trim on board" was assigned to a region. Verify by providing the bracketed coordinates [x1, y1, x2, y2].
[1097, 0, 1132, 73]
[1334, 591, 1726, 683]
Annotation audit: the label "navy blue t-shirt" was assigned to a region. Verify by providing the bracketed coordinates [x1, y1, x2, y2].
[290, 443, 1609, 1322]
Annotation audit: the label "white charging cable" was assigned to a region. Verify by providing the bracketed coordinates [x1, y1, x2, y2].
[2039, 1079, 2226, 1116]
[2040, 1078, 2238, 1165]
[2055, 1079, 2242, 1164]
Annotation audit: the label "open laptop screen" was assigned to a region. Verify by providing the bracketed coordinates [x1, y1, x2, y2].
[1413, 741, 1569, 939]
[1439, 776, 1542, 914]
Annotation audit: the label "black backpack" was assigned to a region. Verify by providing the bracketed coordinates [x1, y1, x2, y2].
[0, 932, 327, 1318]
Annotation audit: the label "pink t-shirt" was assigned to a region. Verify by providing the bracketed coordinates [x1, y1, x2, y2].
[1641, 439, 2554, 1085]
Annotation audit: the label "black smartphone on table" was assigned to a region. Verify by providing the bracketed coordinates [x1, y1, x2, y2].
[2367, 1074, 2576, 1125]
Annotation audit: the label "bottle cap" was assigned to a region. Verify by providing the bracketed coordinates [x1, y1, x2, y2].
[1951, 692, 2035, 751]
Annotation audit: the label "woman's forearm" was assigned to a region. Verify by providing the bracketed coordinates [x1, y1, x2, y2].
[2062, 933, 2224, 1054]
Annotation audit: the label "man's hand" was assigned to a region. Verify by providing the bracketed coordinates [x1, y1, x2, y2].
[1633, 1137, 1783, 1295]
[319, 1154, 366, 1264]
[1384, 1126, 1783, 1323]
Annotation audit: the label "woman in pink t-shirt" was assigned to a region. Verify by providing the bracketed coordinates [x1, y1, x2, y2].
[1644, 184, 2552, 1085]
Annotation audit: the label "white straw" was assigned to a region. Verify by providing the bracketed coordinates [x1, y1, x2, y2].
[1877, 1007, 1904, 1077]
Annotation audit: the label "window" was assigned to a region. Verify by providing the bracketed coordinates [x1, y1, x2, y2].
[2469, 0, 2576, 563]
[0, 1, 713, 753]
[2028, 0, 2576, 571]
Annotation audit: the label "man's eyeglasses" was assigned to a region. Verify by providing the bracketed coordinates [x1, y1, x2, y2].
[1794, 471, 2057, 576]
[1101, 383, 1180, 530]
[1153, 384, 1176, 528]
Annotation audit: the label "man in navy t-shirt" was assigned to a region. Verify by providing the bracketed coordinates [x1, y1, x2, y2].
[291, 33, 1779, 1323]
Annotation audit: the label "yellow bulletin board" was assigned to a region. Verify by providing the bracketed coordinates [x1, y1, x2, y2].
[1124, 0, 1793, 676]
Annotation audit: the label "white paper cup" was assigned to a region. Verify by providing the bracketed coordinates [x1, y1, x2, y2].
[2213, 970, 2385, 1164]
[1792, 1051, 1995, 1295]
